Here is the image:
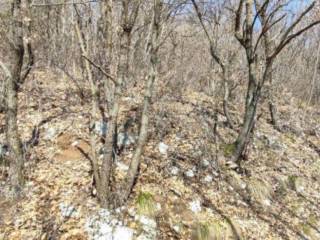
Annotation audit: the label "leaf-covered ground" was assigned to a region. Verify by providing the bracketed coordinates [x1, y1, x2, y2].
[1, 71, 320, 239]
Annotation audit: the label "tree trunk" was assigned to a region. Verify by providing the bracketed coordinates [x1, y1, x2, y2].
[232, 68, 258, 163]
[5, 0, 26, 192]
[120, 60, 157, 204]
[222, 76, 234, 129]
[119, 0, 161, 205]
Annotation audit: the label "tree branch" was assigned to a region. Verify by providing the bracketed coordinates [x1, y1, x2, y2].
[81, 55, 118, 85]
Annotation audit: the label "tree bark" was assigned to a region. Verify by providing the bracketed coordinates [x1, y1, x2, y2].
[119, 0, 161, 205]
[5, 0, 26, 192]
[74, 14, 104, 203]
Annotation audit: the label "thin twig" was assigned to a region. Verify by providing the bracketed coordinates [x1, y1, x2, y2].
[31, 0, 98, 7]
[81, 55, 118, 86]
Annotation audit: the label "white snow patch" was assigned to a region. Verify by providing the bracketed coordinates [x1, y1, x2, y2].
[203, 175, 213, 183]
[44, 127, 56, 140]
[201, 159, 210, 167]
[158, 142, 169, 155]
[86, 209, 134, 240]
[116, 161, 129, 171]
[189, 199, 202, 213]
[135, 215, 157, 240]
[59, 203, 78, 218]
[185, 169, 195, 178]
[113, 226, 134, 240]
[170, 166, 179, 175]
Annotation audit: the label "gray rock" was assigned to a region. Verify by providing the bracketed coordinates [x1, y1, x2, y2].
[113, 226, 134, 240]
[201, 159, 210, 167]
[116, 161, 129, 171]
[135, 215, 157, 240]
[170, 166, 180, 176]
[85, 209, 134, 240]
[59, 203, 78, 218]
[189, 199, 201, 213]
[44, 127, 56, 140]
[94, 121, 108, 136]
[203, 175, 213, 183]
[158, 142, 169, 155]
[185, 169, 195, 178]
[263, 134, 287, 152]
[0, 144, 8, 159]
[118, 132, 136, 148]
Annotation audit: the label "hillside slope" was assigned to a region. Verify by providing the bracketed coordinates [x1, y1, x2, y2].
[0, 71, 320, 240]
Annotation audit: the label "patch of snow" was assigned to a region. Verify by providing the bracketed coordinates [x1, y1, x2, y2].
[94, 121, 108, 136]
[240, 182, 247, 189]
[113, 226, 134, 240]
[156, 203, 161, 211]
[158, 142, 169, 155]
[71, 140, 79, 147]
[135, 215, 157, 229]
[203, 175, 213, 183]
[185, 169, 195, 178]
[189, 199, 201, 213]
[59, 203, 78, 218]
[99, 223, 113, 235]
[170, 166, 179, 175]
[172, 224, 181, 234]
[262, 199, 271, 206]
[201, 159, 210, 167]
[85, 209, 134, 240]
[135, 215, 157, 240]
[118, 132, 136, 147]
[296, 185, 305, 193]
[116, 161, 129, 171]
[128, 207, 136, 217]
[212, 170, 219, 177]
[44, 127, 56, 140]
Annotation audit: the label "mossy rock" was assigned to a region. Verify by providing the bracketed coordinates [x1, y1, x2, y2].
[283, 132, 297, 144]
[226, 170, 246, 191]
[247, 178, 272, 204]
[221, 143, 236, 157]
[136, 191, 157, 217]
[288, 199, 305, 216]
[307, 215, 318, 226]
[299, 223, 318, 240]
[194, 222, 210, 240]
[287, 175, 305, 193]
[192, 219, 233, 240]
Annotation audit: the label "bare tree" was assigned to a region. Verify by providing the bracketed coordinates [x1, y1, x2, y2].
[120, 0, 163, 204]
[191, 0, 236, 129]
[230, 0, 320, 164]
[0, 0, 34, 193]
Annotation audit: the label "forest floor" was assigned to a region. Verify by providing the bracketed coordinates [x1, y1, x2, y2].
[0, 70, 320, 240]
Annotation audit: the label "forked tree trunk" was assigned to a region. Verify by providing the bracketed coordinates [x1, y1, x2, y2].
[98, 0, 142, 208]
[119, 0, 162, 205]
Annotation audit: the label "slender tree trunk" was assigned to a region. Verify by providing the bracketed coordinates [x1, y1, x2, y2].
[232, 67, 259, 163]
[74, 18, 102, 202]
[5, 0, 26, 192]
[263, 21, 278, 128]
[119, 0, 161, 204]
[222, 74, 234, 129]
[120, 57, 157, 204]
[268, 86, 279, 127]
